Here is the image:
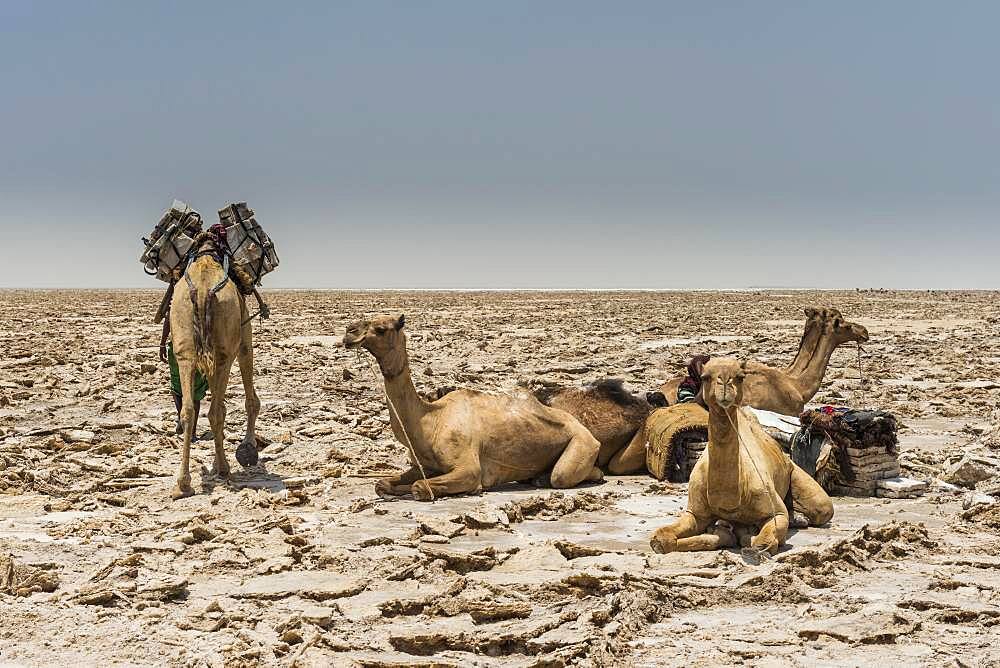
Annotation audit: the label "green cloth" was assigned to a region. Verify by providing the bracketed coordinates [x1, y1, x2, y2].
[167, 343, 209, 401]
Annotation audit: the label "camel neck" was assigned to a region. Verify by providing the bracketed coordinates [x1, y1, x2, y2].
[787, 320, 822, 376]
[792, 331, 843, 399]
[707, 404, 742, 508]
[379, 351, 430, 438]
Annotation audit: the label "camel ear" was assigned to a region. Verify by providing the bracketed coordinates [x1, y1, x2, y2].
[740, 360, 748, 373]
[395, 314, 405, 330]
[804, 307, 818, 318]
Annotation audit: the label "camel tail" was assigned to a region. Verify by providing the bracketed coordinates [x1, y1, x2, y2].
[190, 285, 216, 380]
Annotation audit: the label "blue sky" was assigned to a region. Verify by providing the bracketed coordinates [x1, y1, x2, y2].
[1, 2, 997, 288]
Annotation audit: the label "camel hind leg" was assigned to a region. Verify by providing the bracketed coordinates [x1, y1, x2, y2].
[790, 465, 834, 526]
[607, 427, 647, 475]
[208, 356, 234, 478]
[172, 363, 197, 500]
[550, 428, 602, 488]
[235, 323, 261, 467]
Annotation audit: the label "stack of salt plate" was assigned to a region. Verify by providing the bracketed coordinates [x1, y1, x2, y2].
[217, 202, 279, 285]
[793, 407, 924, 498]
[140, 200, 204, 282]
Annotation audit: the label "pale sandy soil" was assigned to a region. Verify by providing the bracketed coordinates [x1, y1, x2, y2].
[1, 289, 999, 667]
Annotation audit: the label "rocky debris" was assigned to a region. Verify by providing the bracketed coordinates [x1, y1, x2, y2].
[418, 545, 501, 574]
[454, 506, 510, 530]
[898, 591, 1000, 623]
[775, 521, 937, 587]
[499, 490, 623, 522]
[797, 609, 920, 643]
[233, 571, 366, 601]
[943, 454, 997, 488]
[416, 516, 466, 539]
[962, 491, 996, 510]
[135, 569, 188, 600]
[0, 553, 60, 596]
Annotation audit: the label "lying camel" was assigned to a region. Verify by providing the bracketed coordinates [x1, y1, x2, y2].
[535, 380, 666, 468]
[343, 315, 604, 500]
[169, 230, 261, 499]
[649, 358, 833, 555]
[659, 307, 869, 415]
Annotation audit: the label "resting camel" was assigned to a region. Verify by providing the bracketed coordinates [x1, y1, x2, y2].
[535, 380, 666, 468]
[649, 358, 833, 556]
[659, 307, 869, 415]
[169, 230, 261, 500]
[343, 315, 604, 500]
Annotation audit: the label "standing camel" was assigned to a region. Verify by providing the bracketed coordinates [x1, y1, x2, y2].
[169, 230, 260, 500]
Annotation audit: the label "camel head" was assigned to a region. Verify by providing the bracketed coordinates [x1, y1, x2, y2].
[700, 358, 747, 411]
[343, 314, 408, 376]
[826, 311, 869, 346]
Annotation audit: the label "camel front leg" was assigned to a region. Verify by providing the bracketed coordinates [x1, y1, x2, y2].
[675, 523, 738, 552]
[208, 358, 234, 478]
[235, 328, 261, 468]
[789, 465, 834, 526]
[172, 365, 197, 500]
[375, 467, 425, 497]
[749, 507, 789, 556]
[649, 510, 711, 553]
[607, 427, 648, 475]
[410, 462, 483, 501]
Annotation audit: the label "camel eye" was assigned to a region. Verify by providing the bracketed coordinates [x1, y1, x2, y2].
[833, 318, 842, 329]
[374, 326, 388, 335]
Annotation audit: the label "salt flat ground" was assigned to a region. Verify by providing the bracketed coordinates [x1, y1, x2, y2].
[0, 289, 998, 667]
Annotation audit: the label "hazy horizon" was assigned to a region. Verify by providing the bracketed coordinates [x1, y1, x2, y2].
[2, 2, 999, 290]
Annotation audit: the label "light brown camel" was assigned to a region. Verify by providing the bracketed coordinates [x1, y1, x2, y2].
[343, 315, 604, 500]
[649, 358, 833, 556]
[535, 380, 666, 468]
[169, 234, 260, 500]
[659, 307, 868, 415]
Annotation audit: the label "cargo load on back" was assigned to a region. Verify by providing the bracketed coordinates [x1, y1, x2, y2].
[140, 200, 204, 283]
[141, 200, 279, 287]
[217, 202, 280, 285]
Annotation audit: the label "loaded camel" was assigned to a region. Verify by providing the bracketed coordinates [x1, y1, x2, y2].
[649, 358, 833, 555]
[343, 315, 604, 500]
[169, 229, 261, 500]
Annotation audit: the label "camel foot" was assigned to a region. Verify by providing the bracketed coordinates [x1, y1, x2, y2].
[585, 466, 604, 483]
[649, 529, 677, 554]
[790, 511, 810, 529]
[375, 479, 402, 498]
[171, 483, 194, 501]
[212, 462, 231, 478]
[235, 438, 259, 467]
[411, 479, 435, 502]
[709, 523, 737, 548]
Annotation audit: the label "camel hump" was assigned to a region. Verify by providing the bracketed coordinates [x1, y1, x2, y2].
[585, 379, 645, 407]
